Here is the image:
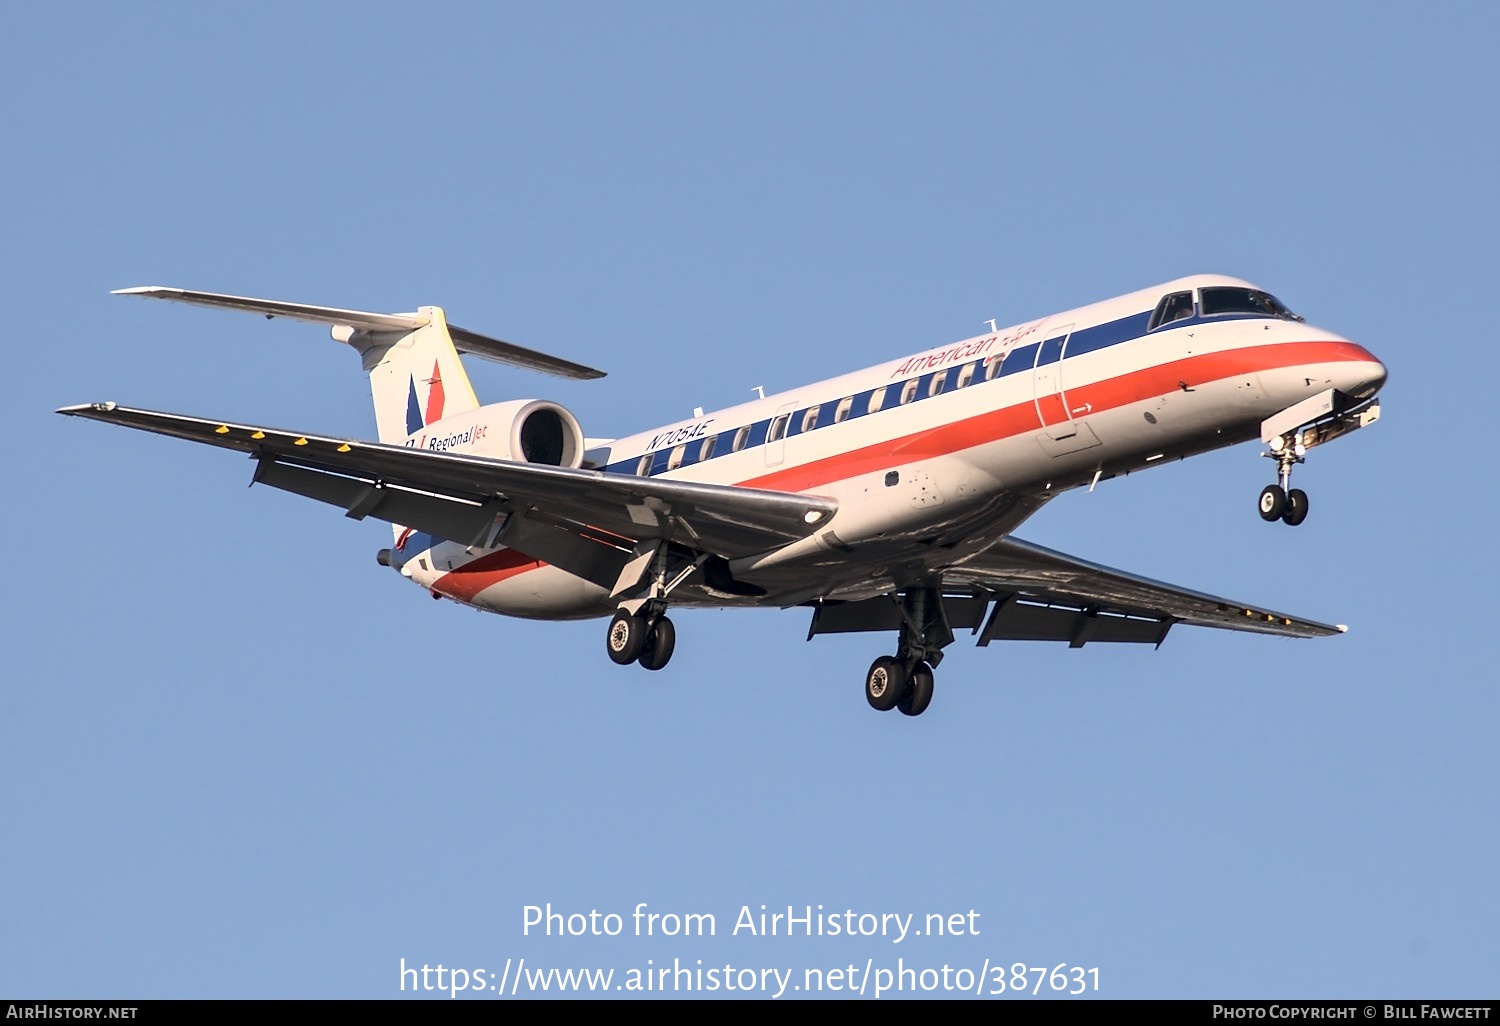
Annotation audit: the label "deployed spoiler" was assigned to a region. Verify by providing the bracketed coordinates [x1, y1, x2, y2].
[112, 286, 606, 380]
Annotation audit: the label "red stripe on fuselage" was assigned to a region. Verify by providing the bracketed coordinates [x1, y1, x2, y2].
[434, 339, 1371, 595]
[432, 547, 543, 602]
[743, 340, 1370, 493]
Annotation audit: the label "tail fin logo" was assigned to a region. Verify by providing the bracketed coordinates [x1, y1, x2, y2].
[404, 360, 448, 434]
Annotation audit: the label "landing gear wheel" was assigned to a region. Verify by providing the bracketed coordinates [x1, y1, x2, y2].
[1282, 488, 1309, 526]
[638, 616, 676, 671]
[606, 610, 648, 665]
[897, 662, 934, 717]
[1259, 484, 1287, 521]
[865, 656, 906, 712]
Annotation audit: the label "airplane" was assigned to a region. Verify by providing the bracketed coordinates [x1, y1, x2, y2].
[59, 274, 1386, 717]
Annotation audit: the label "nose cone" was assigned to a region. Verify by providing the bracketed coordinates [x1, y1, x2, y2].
[1339, 343, 1387, 400]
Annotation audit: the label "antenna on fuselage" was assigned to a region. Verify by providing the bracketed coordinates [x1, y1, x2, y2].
[752, 385, 765, 400]
[985, 319, 998, 333]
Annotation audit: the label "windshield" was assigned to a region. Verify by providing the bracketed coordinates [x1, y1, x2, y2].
[1199, 286, 1303, 321]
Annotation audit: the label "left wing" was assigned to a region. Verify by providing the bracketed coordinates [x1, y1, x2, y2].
[57, 404, 836, 566]
[943, 536, 1344, 643]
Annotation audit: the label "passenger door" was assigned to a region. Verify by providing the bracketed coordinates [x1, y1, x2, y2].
[1032, 322, 1102, 456]
[1032, 323, 1076, 439]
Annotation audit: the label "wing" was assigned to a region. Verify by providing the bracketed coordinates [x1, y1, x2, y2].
[939, 535, 1344, 645]
[58, 404, 835, 581]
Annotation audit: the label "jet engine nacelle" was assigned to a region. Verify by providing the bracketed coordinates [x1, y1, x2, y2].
[405, 399, 586, 468]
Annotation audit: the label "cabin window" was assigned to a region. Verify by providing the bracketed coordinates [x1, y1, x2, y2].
[801, 406, 821, 433]
[956, 363, 975, 389]
[769, 414, 789, 443]
[635, 454, 652, 477]
[1148, 291, 1196, 330]
[867, 386, 887, 414]
[700, 434, 717, 461]
[984, 355, 1003, 381]
[928, 369, 948, 397]
[899, 378, 919, 405]
[732, 425, 750, 452]
[667, 444, 687, 471]
[1199, 286, 1302, 321]
[834, 396, 853, 423]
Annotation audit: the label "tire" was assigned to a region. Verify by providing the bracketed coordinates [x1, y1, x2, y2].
[638, 616, 676, 671]
[605, 610, 648, 665]
[898, 662, 934, 717]
[1259, 484, 1287, 521]
[865, 656, 906, 712]
[1283, 488, 1309, 526]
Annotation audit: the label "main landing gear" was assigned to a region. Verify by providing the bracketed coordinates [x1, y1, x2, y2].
[863, 586, 950, 718]
[603, 541, 705, 672]
[864, 656, 934, 717]
[606, 607, 677, 671]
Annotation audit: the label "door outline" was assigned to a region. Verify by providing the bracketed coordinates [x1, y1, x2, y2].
[765, 402, 796, 467]
[1032, 322, 1077, 440]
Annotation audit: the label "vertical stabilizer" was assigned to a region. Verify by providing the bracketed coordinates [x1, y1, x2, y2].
[340, 306, 481, 444]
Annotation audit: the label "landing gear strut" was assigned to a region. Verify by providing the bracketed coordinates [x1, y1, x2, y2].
[604, 542, 705, 671]
[1257, 446, 1309, 527]
[864, 586, 950, 717]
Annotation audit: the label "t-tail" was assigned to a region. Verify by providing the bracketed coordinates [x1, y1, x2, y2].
[110, 286, 606, 542]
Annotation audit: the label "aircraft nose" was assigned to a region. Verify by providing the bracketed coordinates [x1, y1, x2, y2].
[1340, 343, 1387, 400]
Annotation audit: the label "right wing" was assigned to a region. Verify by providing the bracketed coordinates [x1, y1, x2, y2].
[57, 404, 836, 578]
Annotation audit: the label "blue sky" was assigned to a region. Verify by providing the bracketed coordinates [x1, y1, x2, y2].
[4, 2, 1496, 1000]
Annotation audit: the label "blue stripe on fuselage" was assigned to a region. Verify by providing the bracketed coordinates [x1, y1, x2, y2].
[600, 307, 1208, 477]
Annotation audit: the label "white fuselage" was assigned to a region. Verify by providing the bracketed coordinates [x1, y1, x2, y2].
[389, 275, 1386, 617]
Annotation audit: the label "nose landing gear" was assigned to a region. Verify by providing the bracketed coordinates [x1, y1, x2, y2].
[1256, 390, 1381, 528]
[1258, 446, 1309, 527]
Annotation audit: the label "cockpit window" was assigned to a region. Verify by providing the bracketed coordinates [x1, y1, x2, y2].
[1199, 287, 1303, 321]
[1148, 291, 1195, 330]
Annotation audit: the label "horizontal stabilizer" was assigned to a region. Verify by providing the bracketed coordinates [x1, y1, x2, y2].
[112, 286, 606, 380]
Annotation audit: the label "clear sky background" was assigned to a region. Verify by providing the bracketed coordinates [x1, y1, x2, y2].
[4, 2, 1496, 1000]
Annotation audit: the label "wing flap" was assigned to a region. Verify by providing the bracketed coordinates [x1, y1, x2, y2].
[251, 460, 502, 547]
[975, 599, 1174, 647]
